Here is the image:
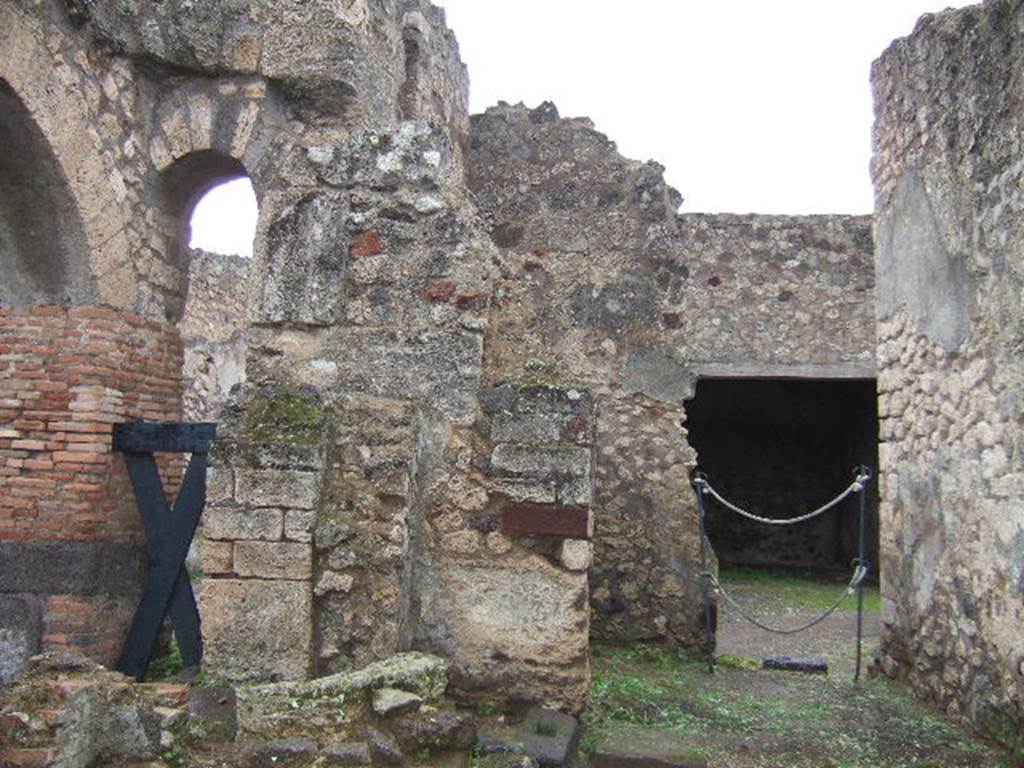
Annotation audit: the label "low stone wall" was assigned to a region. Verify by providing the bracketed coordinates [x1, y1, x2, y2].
[0, 307, 183, 681]
[872, 2, 1024, 736]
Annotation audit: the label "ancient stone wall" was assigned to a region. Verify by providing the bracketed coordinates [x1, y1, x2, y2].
[467, 102, 876, 645]
[872, 1, 1024, 736]
[2, 0, 884, 718]
[179, 250, 249, 422]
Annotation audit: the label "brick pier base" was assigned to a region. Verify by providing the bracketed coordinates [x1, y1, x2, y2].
[0, 306, 183, 681]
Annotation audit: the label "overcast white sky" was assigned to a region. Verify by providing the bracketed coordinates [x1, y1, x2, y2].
[192, 0, 975, 256]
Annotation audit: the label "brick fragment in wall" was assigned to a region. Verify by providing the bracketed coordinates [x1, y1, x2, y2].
[502, 505, 590, 539]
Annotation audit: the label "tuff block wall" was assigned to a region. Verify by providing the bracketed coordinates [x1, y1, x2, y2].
[872, 1, 1024, 736]
[0, 307, 183, 684]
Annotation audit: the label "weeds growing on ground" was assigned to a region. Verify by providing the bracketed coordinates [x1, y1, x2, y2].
[719, 566, 882, 613]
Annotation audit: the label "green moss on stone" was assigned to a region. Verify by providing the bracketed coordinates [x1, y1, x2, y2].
[246, 390, 326, 445]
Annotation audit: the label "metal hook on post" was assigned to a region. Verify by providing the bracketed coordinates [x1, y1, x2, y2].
[853, 464, 871, 685]
[691, 469, 715, 674]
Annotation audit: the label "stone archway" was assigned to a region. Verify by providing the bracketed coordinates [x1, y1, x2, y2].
[0, 79, 92, 310]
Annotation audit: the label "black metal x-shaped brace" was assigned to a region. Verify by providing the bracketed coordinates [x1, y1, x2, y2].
[112, 422, 216, 681]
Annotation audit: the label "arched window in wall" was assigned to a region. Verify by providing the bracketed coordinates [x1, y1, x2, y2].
[189, 177, 258, 259]
[0, 79, 91, 309]
[163, 151, 257, 421]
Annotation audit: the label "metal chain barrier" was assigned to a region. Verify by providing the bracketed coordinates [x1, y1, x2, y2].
[692, 470, 870, 527]
[691, 464, 873, 683]
[704, 563, 867, 636]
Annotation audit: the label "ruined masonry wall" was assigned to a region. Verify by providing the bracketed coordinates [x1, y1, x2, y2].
[872, 1, 1024, 735]
[0, 307, 183, 684]
[467, 102, 876, 646]
[179, 250, 249, 422]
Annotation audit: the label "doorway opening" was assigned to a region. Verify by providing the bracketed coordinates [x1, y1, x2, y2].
[685, 377, 879, 575]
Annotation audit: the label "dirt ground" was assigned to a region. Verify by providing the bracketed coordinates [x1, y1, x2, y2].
[584, 569, 1018, 768]
[715, 568, 881, 682]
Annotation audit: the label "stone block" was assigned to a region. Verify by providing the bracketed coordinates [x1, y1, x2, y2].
[389, 710, 476, 751]
[315, 571, 355, 597]
[236, 469, 319, 509]
[200, 540, 233, 575]
[234, 542, 312, 580]
[479, 384, 516, 414]
[284, 509, 316, 542]
[371, 687, 422, 717]
[365, 727, 404, 765]
[244, 737, 319, 767]
[479, 707, 580, 767]
[591, 750, 707, 768]
[256, 192, 350, 326]
[762, 655, 828, 674]
[418, 561, 588, 710]
[321, 742, 372, 766]
[204, 507, 283, 541]
[557, 476, 592, 506]
[206, 467, 234, 504]
[491, 445, 590, 480]
[187, 687, 237, 741]
[492, 413, 562, 444]
[557, 540, 592, 571]
[200, 580, 312, 682]
[489, 478, 557, 504]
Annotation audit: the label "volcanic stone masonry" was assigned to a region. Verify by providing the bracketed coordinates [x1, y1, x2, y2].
[0, 0, 1020, 742]
[871, 0, 1024, 737]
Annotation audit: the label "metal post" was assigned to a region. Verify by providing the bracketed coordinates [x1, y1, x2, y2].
[693, 472, 715, 674]
[854, 465, 870, 685]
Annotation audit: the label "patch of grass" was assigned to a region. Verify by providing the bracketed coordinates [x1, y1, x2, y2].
[716, 653, 760, 670]
[147, 636, 183, 680]
[585, 639, 1013, 767]
[161, 742, 188, 768]
[720, 566, 881, 613]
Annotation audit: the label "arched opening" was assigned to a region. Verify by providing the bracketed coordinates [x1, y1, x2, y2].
[0, 78, 91, 309]
[189, 177, 258, 258]
[162, 150, 253, 264]
[163, 152, 256, 421]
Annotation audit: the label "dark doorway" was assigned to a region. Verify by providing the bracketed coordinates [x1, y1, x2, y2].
[685, 378, 878, 574]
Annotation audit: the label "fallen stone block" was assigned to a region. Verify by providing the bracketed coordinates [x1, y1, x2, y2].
[365, 726, 404, 764]
[236, 652, 448, 739]
[478, 707, 580, 767]
[321, 741, 372, 766]
[242, 737, 319, 767]
[389, 709, 477, 751]
[372, 687, 422, 717]
[187, 686, 237, 741]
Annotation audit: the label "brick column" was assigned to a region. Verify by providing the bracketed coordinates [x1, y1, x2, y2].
[0, 307, 183, 682]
